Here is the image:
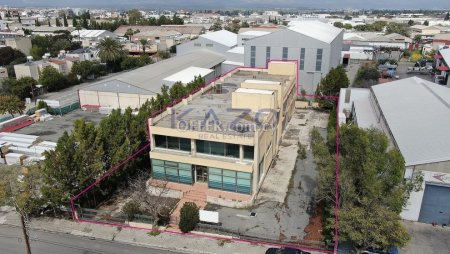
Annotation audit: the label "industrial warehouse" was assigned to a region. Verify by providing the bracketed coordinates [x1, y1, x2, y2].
[78, 49, 225, 109]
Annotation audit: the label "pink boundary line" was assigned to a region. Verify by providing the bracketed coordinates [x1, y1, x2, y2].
[71, 60, 340, 254]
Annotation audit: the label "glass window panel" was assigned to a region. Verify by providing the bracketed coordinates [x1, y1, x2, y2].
[165, 161, 178, 167]
[237, 172, 251, 180]
[196, 140, 207, 153]
[152, 165, 165, 173]
[180, 138, 191, 151]
[208, 174, 222, 181]
[225, 144, 239, 158]
[178, 163, 191, 170]
[210, 141, 225, 156]
[152, 159, 164, 166]
[222, 169, 236, 177]
[209, 168, 222, 175]
[167, 136, 179, 149]
[154, 135, 167, 148]
[237, 178, 251, 187]
[243, 146, 254, 160]
[178, 169, 192, 176]
[282, 47, 288, 60]
[300, 48, 305, 70]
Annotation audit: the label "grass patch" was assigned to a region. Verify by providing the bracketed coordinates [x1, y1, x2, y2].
[147, 231, 161, 237]
[217, 239, 232, 247]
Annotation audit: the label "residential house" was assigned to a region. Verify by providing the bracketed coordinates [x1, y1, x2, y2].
[434, 46, 450, 86]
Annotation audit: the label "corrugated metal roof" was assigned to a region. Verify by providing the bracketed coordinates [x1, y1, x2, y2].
[370, 77, 450, 166]
[162, 66, 213, 84]
[439, 47, 450, 67]
[288, 21, 342, 43]
[82, 49, 225, 95]
[82, 80, 154, 95]
[200, 30, 237, 47]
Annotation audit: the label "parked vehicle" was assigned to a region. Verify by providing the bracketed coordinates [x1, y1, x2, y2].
[265, 247, 311, 254]
[362, 247, 399, 254]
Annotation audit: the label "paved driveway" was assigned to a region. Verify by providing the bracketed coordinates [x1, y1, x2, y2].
[401, 221, 450, 254]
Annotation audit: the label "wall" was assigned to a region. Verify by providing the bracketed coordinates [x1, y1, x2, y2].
[231, 91, 276, 111]
[78, 90, 154, 109]
[244, 29, 335, 94]
[176, 37, 231, 56]
[5, 37, 32, 55]
[14, 64, 40, 80]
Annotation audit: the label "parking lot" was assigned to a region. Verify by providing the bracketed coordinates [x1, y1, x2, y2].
[14, 110, 105, 142]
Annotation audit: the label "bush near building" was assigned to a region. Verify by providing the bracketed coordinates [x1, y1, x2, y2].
[179, 202, 199, 233]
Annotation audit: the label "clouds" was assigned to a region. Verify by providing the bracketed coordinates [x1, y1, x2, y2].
[2, 0, 450, 9]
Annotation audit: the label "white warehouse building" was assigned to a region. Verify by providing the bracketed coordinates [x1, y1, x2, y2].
[243, 21, 343, 94]
[338, 77, 450, 225]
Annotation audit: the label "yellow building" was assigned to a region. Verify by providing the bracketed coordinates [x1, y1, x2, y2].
[148, 61, 297, 207]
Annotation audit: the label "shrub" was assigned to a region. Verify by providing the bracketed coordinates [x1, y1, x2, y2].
[178, 202, 199, 233]
[122, 200, 141, 221]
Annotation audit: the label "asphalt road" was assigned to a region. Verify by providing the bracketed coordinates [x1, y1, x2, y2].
[0, 224, 186, 254]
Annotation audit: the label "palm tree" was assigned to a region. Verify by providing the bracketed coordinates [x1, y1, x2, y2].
[139, 38, 149, 53]
[97, 37, 126, 64]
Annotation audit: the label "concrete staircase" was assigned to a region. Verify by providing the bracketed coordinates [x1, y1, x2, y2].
[169, 185, 207, 227]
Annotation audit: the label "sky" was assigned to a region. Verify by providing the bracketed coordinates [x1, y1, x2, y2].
[1, 0, 450, 9]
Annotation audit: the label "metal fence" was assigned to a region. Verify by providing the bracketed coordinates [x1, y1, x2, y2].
[77, 207, 156, 225]
[195, 223, 329, 251]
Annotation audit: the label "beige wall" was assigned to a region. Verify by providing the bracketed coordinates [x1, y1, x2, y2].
[14, 64, 40, 80]
[231, 91, 277, 111]
[268, 61, 297, 76]
[5, 37, 32, 55]
[0, 67, 8, 79]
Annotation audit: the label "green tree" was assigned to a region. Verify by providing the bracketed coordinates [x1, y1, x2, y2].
[445, 12, 450, 21]
[169, 81, 186, 101]
[1, 77, 36, 99]
[120, 56, 143, 70]
[343, 23, 352, 30]
[178, 202, 199, 233]
[63, 13, 68, 27]
[337, 205, 410, 253]
[333, 22, 344, 28]
[0, 47, 26, 66]
[139, 38, 148, 53]
[408, 19, 414, 26]
[157, 50, 170, 60]
[353, 63, 380, 88]
[39, 66, 67, 92]
[55, 18, 61, 27]
[72, 17, 78, 27]
[98, 37, 126, 70]
[313, 124, 423, 251]
[124, 28, 135, 41]
[385, 22, 410, 37]
[344, 15, 352, 20]
[0, 95, 26, 117]
[211, 18, 222, 31]
[423, 20, 429, 26]
[71, 60, 98, 80]
[315, 65, 349, 109]
[128, 9, 142, 25]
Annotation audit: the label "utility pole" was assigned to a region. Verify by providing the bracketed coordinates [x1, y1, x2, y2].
[19, 212, 32, 254]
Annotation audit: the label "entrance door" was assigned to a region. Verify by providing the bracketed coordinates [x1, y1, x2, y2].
[196, 165, 208, 183]
[418, 184, 450, 225]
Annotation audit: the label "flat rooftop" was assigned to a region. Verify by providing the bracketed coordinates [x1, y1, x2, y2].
[153, 70, 291, 137]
